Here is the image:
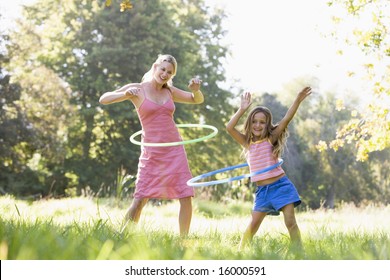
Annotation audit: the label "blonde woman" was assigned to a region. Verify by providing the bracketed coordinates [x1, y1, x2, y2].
[99, 54, 204, 236]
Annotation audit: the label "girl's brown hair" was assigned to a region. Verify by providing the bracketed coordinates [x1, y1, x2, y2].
[243, 106, 289, 158]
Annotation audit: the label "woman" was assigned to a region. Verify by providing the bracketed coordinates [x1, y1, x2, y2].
[99, 54, 204, 236]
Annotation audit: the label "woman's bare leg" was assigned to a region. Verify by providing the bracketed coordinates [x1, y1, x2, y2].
[120, 198, 148, 232]
[179, 197, 192, 237]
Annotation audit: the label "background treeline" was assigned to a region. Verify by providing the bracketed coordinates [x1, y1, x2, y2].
[0, 0, 389, 209]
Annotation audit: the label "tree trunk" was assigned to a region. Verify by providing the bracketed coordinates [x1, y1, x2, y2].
[325, 184, 335, 209]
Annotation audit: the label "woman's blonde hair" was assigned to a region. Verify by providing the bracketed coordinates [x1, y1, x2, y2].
[243, 106, 289, 158]
[142, 54, 177, 88]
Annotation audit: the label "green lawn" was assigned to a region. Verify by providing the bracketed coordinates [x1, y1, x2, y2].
[0, 195, 389, 260]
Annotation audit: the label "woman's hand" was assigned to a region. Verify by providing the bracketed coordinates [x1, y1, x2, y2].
[125, 87, 140, 97]
[188, 76, 202, 92]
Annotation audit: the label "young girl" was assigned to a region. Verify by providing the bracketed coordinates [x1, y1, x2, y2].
[99, 54, 204, 236]
[226, 87, 311, 249]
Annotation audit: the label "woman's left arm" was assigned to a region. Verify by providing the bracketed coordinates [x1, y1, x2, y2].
[171, 77, 204, 104]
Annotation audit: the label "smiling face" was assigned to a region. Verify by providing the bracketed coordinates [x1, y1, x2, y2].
[251, 112, 268, 141]
[244, 106, 273, 143]
[153, 61, 175, 85]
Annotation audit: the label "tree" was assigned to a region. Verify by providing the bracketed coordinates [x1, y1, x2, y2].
[0, 38, 35, 195]
[105, 0, 134, 12]
[1, 26, 57, 196]
[271, 79, 382, 208]
[325, 0, 390, 161]
[9, 0, 235, 197]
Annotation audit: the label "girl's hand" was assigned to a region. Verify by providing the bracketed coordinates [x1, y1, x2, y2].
[297, 87, 312, 103]
[240, 91, 252, 111]
[125, 87, 140, 97]
[188, 76, 202, 92]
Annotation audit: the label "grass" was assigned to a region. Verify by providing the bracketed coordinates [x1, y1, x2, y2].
[0, 195, 389, 260]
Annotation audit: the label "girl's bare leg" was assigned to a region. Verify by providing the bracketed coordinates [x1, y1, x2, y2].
[239, 211, 267, 250]
[281, 203, 302, 249]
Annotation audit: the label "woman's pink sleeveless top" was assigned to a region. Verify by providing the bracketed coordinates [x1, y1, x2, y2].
[133, 95, 194, 199]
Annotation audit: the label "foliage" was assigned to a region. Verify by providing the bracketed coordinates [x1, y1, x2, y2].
[105, 0, 133, 12]
[2, 18, 78, 196]
[1, 1, 389, 207]
[0, 32, 45, 196]
[5, 0, 234, 197]
[264, 82, 388, 208]
[305, 92, 378, 207]
[324, 0, 390, 161]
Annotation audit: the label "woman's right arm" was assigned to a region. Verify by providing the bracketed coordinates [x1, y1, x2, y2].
[99, 83, 140, 105]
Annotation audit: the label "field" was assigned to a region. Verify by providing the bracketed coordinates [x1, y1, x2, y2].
[0, 195, 389, 260]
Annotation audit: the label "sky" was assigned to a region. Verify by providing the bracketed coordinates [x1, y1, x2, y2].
[0, 0, 379, 97]
[204, 0, 372, 96]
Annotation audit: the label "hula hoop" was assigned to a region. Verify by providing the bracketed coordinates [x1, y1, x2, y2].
[187, 159, 284, 187]
[129, 124, 218, 147]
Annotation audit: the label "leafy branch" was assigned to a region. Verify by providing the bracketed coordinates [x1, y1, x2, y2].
[105, 0, 134, 12]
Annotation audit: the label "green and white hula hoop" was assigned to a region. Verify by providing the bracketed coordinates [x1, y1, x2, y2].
[129, 124, 218, 147]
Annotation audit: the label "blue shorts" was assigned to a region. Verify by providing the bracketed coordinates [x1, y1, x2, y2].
[253, 176, 301, 215]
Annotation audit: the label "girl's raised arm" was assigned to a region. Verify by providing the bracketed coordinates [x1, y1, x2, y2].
[271, 87, 311, 143]
[226, 92, 252, 147]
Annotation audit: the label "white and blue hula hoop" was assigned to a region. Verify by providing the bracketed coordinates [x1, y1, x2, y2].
[187, 159, 284, 187]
